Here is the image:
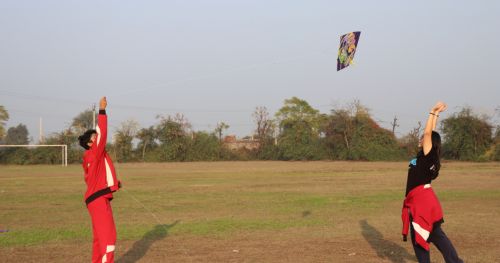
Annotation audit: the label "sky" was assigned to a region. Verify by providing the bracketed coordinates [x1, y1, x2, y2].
[1, 0, 499, 143]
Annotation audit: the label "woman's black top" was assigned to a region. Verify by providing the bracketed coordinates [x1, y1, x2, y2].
[405, 147, 440, 196]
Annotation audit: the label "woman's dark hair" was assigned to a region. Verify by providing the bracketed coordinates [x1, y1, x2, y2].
[78, 129, 96, 150]
[430, 131, 441, 179]
[431, 131, 442, 157]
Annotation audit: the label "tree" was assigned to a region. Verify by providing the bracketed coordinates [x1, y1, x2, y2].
[390, 116, 399, 135]
[0, 105, 9, 140]
[253, 106, 274, 140]
[442, 108, 493, 160]
[275, 97, 321, 133]
[0, 124, 30, 164]
[399, 122, 422, 158]
[493, 107, 500, 160]
[214, 122, 229, 141]
[113, 119, 139, 162]
[275, 97, 325, 160]
[323, 101, 403, 160]
[155, 114, 191, 161]
[252, 106, 277, 159]
[4, 124, 29, 145]
[72, 109, 95, 134]
[186, 131, 222, 161]
[322, 101, 367, 159]
[136, 125, 158, 161]
[493, 126, 500, 161]
[30, 129, 81, 164]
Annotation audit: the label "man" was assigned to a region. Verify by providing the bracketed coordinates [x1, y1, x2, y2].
[78, 96, 121, 263]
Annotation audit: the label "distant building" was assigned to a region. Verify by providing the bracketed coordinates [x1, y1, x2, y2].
[223, 135, 260, 151]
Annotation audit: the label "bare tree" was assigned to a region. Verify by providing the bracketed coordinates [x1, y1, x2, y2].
[156, 113, 192, 133]
[116, 119, 139, 139]
[252, 106, 273, 140]
[215, 122, 229, 141]
[391, 116, 399, 135]
[171, 113, 192, 133]
[399, 121, 422, 157]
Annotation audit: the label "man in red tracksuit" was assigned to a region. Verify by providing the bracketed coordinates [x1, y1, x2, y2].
[78, 96, 121, 263]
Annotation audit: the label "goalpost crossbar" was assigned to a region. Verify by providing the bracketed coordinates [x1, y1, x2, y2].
[0, 145, 68, 166]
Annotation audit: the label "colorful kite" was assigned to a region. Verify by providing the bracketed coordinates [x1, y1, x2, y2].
[337, 31, 361, 71]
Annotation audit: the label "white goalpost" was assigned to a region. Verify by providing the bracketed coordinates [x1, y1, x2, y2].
[0, 144, 68, 166]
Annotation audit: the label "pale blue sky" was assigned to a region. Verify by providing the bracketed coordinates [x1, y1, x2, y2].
[1, 0, 499, 142]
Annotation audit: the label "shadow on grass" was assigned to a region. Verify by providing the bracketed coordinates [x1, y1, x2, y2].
[360, 219, 416, 263]
[117, 220, 179, 263]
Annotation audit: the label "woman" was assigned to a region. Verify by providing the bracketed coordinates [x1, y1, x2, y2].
[401, 101, 463, 263]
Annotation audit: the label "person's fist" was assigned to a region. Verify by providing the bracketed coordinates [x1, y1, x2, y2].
[99, 97, 107, 110]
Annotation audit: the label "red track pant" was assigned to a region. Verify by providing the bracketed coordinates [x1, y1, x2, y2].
[87, 197, 116, 263]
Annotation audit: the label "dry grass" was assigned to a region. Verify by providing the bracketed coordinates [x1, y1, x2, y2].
[0, 161, 499, 262]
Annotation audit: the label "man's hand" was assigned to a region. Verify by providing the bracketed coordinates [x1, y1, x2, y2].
[99, 97, 107, 110]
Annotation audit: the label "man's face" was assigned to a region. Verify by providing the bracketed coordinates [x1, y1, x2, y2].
[87, 133, 97, 147]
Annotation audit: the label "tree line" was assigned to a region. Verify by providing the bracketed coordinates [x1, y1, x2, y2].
[0, 98, 499, 164]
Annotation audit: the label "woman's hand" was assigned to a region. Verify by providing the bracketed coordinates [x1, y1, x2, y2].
[431, 101, 447, 114]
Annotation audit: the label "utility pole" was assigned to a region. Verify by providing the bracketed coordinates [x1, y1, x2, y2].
[390, 115, 399, 135]
[92, 103, 96, 129]
[39, 117, 44, 143]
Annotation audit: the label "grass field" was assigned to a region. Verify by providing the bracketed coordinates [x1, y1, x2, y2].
[1, 161, 499, 262]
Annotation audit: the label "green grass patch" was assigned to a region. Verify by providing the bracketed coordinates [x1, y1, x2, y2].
[171, 217, 327, 236]
[0, 227, 90, 247]
[438, 189, 500, 200]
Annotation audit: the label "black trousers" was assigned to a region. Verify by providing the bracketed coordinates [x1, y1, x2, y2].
[410, 221, 463, 263]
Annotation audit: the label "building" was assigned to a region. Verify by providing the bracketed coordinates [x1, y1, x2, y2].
[223, 135, 260, 151]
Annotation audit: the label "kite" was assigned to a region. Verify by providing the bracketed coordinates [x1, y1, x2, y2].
[337, 31, 361, 71]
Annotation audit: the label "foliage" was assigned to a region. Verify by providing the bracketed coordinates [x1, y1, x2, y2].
[214, 122, 229, 142]
[252, 106, 277, 159]
[4, 124, 29, 145]
[136, 126, 158, 161]
[113, 119, 139, 162]
[71, 109, 95, 134]
[491, 126, 500, 161]
[441, 108, 493, 161]
[154, 114, 191, 161]
[186, 131, 226, 161]
[1, 103, 498, 164]
[398, 122, 422, 159]
[322, 101, 404, 161]
[275, 97, 326, 160]
[30, 130, 82, 164]
[0, 105, 9, 139]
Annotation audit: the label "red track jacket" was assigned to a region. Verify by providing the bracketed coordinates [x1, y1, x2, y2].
[82, 110, 120, 205]
[402, 184, 443, 251]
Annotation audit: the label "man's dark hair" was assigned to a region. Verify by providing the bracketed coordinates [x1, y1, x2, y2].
[78, 129, 97, 150]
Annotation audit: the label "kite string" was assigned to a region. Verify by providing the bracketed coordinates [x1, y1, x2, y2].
[113, 48, 331, 98]
[121, 188, 191, 259]
[122, 188, 163, 225]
